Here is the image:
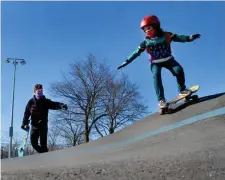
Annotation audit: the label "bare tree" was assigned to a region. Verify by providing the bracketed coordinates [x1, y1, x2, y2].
[47, 122, 62, 151]
[1, 131, 25, 158]
[50, 111, 84, 147]
[1, 131, 38, 158]
[49, 54, 108, 143]
[1, 131, 9, 146]
[94, 74, 149, 136]
[49, 54, 149, 142]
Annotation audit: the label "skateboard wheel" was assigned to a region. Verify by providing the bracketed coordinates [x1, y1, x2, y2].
[159, 107, 168, 115]
[167, 108, 173, 114]
[184, 96, 190, 102]
[192, 95, 199, 102]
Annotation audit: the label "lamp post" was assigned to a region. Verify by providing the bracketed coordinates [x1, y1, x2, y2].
[5, 57, 26, 158]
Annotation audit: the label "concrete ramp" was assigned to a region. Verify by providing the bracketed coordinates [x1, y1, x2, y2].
[2, 93, 225, 180]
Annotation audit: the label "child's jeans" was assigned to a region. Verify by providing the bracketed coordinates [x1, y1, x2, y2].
[151, 58, 186, 101]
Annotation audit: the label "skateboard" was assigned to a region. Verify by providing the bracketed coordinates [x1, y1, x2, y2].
[15, 126, 30, 157]
[158, 85, 200, 115]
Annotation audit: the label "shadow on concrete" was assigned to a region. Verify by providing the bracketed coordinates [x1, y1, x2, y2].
[167, 92, 225, 114]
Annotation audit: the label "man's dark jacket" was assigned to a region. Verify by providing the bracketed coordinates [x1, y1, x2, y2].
[22, 95, 64, 126]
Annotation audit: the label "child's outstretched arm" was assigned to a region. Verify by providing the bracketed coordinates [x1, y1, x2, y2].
[117, 42, 146, 70]
[169, 32, 201, 43]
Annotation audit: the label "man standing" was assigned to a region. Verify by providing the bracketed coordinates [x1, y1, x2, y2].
[21, 84, 68, 153]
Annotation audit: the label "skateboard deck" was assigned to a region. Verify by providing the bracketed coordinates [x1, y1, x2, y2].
[168, 85, 200, 104]
[159, 85, 200, 115]
[16, 127, 30, 157]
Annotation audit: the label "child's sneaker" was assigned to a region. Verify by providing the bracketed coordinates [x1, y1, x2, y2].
[158, 99, 167, 108]
[179, 89, 191, 96]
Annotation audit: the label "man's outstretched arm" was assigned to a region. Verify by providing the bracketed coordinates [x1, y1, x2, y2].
[46, 99, 68, 110]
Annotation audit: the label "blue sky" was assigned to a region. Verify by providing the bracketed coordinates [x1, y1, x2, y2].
[1, 1, 225, 141]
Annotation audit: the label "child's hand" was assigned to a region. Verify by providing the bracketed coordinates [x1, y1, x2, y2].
[117, 62, 127, 70]
[191, 34, 201, 40]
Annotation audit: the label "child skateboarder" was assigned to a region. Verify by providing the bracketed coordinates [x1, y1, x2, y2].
[117, 15, 200, 109]
[21, 84, 68, 153]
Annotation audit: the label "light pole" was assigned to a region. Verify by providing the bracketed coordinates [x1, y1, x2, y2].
[5, 57, 26, 158]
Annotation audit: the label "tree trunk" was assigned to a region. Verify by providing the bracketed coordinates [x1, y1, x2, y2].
[84, 119, 89, 143]
[73, 135, 76, 146]
[109, 117, 114, 134]
[109, 127, 114, 134]
[94, 124, 104, 137]
[84, 131, 89, 142]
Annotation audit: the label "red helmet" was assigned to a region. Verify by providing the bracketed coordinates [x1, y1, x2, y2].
[140, 15, 160, 29]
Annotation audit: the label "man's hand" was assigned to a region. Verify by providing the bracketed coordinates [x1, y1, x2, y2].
[21, 124, 29, 131]
[61, 104, 68, 110]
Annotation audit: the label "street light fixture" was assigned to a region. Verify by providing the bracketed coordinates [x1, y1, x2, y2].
[5, 59, 10, 64]
[20, 60, 26, 65]
[5, 57, 26, 158]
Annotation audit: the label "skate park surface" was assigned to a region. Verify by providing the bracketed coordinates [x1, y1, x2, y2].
[2, 93, 225, 180]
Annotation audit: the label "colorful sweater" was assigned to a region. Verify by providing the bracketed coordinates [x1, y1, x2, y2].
[127, 32, 193, 63]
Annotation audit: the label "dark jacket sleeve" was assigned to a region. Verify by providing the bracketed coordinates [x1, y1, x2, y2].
[22, 99, 31, 126]
[46, 98, 64, 110]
